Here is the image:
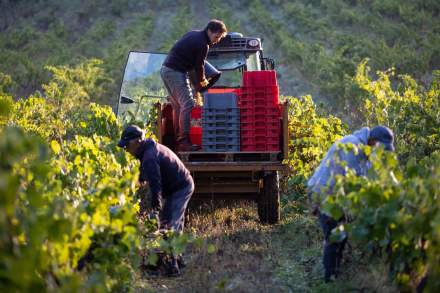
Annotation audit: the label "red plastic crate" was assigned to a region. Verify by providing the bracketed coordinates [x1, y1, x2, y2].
[241, 135, 280, 146]
[240, 85, 278, 96]
[239, 98, 279, 109]
[258, 143, 280, 151]
[240, 115, 280, 125]
[241, 128, 278, 137]
[240, 86, 279, 105]
[241, 120, 279, 129]
[241, 115, 280, 124]
[240, 137, 254, 145]
[240, 143, 280, 152]
[241, 132, 280, 141]
[240, 106, 280, 116]
[242, 71, 277, 87]
[241, 136, 271, 144]
[241, 124, 280, 131]
[241, 145, 256, 151]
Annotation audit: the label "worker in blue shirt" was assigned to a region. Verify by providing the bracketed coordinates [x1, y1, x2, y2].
[307, 126, 395, 282]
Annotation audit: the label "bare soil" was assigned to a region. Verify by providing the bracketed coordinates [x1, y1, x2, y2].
[134, 200, 397, 293]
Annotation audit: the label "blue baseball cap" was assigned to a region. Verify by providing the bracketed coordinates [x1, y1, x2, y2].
[369, 126, 395, 151]
[117, 125, 144, 148]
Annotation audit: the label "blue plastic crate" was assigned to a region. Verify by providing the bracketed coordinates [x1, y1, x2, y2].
[202, 135, 240, 144]
[203, 144, 240, 152]
[202, 109, 240, 123]
[202, 108, 240, 115]
[203, 116, 240, 125]
[202, 121, 240, 130]
[203, 92, 239, 109]
[202, 108, 240, 123]
[203, 128, 240, 137]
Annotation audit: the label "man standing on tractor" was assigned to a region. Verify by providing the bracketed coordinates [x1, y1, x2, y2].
[160, 19, 227, 152]
[117, 124, 194, 233]
[307, 126, 395, 282]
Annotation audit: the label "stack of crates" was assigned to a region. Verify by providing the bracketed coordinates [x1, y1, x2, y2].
[202, 92, 240, 152]
[239, 70, 281, 151]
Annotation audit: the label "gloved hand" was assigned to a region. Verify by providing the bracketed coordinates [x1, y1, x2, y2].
[194, 91, 203, 106]
[151, 196, 162, 212]
[200, 78, 210, 88]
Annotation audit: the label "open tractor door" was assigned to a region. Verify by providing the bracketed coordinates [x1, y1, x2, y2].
[117, 33, 288, 224]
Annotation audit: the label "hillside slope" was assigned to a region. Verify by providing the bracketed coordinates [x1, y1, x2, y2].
[1, 0, 439, 115]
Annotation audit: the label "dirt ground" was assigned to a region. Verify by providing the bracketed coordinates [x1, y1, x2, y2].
[134, 200, 397, 293]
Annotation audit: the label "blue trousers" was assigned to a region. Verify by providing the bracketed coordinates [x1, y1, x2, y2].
[160, 66, 195, 144]
[319, 213, 347, 281]
[160, 180, 194, 232]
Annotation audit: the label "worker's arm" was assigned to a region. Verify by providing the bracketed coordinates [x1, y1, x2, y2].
[194, 44, 209, 90]
[139, 153, 163, 211]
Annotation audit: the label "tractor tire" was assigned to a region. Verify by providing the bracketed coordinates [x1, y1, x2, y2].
[258, 171, 280, 224]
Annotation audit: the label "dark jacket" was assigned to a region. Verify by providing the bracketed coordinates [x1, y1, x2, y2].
[163, 30, 212, 84]
[136, 139, 193, 209]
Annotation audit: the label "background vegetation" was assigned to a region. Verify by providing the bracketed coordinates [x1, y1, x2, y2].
[2, 0, 439, 120]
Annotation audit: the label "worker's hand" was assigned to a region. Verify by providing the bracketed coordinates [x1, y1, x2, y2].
[152, 197, 162, 211]
[194, 91, 203, 106]
[200, 78, 210, 88]
[140, 181, 150, 189]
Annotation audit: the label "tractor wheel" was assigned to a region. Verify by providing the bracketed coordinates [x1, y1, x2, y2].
[258, 171, 280, 224]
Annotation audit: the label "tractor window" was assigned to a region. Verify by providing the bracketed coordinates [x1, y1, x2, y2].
[246, 51, 262, 71]
[117, 52, 168, 124]
[207, 51, 261, 87]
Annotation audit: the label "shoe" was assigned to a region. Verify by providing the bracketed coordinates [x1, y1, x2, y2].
[157, 254, 181, 277]
[324, 271, 339, 283]
[167, 256, 181, 277]
[176, 254, 186, 269]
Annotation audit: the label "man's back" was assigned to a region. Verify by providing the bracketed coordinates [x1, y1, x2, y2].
[307, 127, 370, 195]
[138, 139, 192, 196]
[163, 30, 209, 74]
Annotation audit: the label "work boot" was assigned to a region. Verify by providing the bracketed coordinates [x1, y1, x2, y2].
[176, 254, 186, 269]
[168, 256, 181, 277]
[157, 254, 181, 277]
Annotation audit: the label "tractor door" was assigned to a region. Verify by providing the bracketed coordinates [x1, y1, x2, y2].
[117, 51, 168, 124]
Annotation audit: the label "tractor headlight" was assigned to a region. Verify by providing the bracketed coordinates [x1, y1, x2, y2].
[247, 39, 260, 47]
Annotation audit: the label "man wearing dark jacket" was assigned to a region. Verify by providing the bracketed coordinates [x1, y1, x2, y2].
[160, 19, 227, 151]
[117, 125, 194, 232]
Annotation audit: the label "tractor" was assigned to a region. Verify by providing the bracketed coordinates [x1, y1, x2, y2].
[117, 32, 288, 224]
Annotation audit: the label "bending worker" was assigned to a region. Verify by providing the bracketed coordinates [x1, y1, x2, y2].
[117, 124, 194, 233]
[160, 19, 227, 151]
[307, 126, 395, 282]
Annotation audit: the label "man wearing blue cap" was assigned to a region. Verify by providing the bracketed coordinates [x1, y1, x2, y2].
[307, 125, 395, 282]
[117, 124, 194, 233]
